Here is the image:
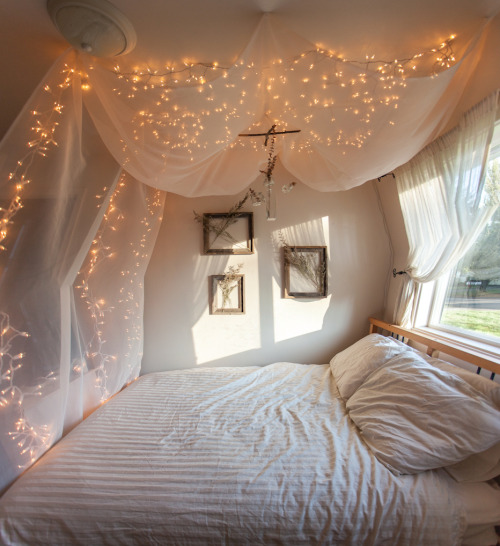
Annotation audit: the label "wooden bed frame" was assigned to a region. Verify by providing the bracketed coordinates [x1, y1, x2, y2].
[369, 317, 500, 378]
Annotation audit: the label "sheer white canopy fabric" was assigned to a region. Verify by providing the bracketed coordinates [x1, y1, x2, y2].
[0, 13, 494, 492]
[79, 14, 489, 195]
[0, 52, 164, 493]
[393, 90, 499, 326]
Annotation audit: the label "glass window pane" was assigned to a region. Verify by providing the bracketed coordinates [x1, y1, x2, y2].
[434, 156, 500, 343]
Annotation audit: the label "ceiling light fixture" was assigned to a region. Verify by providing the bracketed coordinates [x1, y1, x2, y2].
[47, 0, 137, 57]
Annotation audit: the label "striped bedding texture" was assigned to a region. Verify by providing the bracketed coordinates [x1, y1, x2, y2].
[0, 362, 465, 544]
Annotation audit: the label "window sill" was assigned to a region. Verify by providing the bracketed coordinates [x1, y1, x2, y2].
[412, 325, 500, 371]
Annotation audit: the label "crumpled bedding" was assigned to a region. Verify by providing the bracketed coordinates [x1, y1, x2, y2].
[0, 362, 466, 545]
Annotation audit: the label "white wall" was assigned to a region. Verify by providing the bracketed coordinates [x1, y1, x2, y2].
[142, 166, 391, 373]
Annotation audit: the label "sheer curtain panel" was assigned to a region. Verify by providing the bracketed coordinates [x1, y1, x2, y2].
[393, 90, 499, 326]
[0, 54, 164, 493]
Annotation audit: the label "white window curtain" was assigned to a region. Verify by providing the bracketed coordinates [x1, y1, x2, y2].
[393, 90, 499, 327]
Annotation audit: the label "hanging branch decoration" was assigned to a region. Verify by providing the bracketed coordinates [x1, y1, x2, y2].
[194, 192, 250, 246]
[259, 127, 278, 180]
[239, 125, 299, 219]
[245, 128, 279, 208]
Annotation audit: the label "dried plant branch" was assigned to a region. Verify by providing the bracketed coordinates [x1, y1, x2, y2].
[279, 232, 326, 293]
[219, 264, 243, 308]
[194, 192, 250, 245]
[259, 130, 278, 181]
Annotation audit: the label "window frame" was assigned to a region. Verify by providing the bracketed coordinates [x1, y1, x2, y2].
[414, 275, 500, 356]
[412, 118, 500, 357]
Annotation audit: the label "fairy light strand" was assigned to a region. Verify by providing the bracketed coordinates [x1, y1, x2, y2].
[0, 65, 82, 469]
[0, 312, 55, 466]
[111, 37, 456, 88]
[0, 65, 80, 252]
[74, 175, 164, 402]
[104, 34, 458, 154]
[0, 312, 29, 409]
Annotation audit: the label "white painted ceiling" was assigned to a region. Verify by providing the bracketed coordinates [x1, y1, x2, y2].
[1, 0, 499, 140]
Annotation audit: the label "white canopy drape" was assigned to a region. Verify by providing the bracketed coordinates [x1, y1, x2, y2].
[77, 14, 489, 195]
[0, 52, 164, 493]
[0, 14, 495, 492]
[393, 90, 499, 326]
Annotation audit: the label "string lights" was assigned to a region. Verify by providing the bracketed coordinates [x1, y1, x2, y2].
[111, 37, 456, 89]
[0, 312, 54, 466]
[105, 34, 458, 155]
[0, 65, 80, 469]
[9, 417, 53, 467]
[0, 65, 80, 253]
[74, 174, 164, 402]
[0, 312, 29, 409]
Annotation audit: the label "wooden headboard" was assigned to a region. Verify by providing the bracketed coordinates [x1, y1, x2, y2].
[369, 317, 500, 378]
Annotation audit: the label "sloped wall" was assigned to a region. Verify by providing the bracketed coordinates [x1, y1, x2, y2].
[142, 166, 391, 372]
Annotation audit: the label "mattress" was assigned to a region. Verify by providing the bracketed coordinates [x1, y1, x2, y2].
[0, 362, 467, 544]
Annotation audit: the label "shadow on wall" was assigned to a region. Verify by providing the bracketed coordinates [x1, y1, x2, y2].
[142, 172, 390, 373]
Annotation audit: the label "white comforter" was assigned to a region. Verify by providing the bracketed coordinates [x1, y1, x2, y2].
[0, 363, 465, 545]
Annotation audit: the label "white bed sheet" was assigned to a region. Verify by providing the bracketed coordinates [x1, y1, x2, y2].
[459, 481, 500, 546]
[0, 362, 467, 545]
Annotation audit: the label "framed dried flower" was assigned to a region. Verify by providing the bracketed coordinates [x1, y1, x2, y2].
[209, 265, 245, 314]
[283, 246, 328, 298]
[194, 193, 254, 255]
[200, 212, 254, 255]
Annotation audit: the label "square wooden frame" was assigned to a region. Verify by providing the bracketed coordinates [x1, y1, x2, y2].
[209, 274, 245, 315]
[283, 246, 328, 299]
[202, 212, 254, 255]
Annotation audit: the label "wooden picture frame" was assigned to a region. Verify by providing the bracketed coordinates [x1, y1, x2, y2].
[283, 246, 328, 299]
[209, 274, 245, 315]
[202, 212, 254, 255]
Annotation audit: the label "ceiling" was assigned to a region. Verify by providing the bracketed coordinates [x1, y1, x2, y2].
[1, 0, 500, 141]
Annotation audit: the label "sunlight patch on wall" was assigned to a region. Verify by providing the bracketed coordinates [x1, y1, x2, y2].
[273, 279, 332, 343]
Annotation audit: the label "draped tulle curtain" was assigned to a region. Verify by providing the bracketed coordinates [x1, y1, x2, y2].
[0, 12, 495, 493]
[71, 172, 165, 416]
[393, 91, 499, 326]
[79, 14, 489, 196]
[0, 53, 164, 493]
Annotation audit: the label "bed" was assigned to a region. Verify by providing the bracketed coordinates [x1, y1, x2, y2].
[0, 319, 499, 545]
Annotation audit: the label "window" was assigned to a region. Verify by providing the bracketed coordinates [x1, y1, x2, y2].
[423, 122, 500, 348]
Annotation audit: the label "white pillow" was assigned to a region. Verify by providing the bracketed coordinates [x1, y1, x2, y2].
[445, 442, 500, 482]
[346, 352, 500, 475]
[426, 356, 500, 406]
[426, 355, 500, 481]
[329, 334, 410, 400]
